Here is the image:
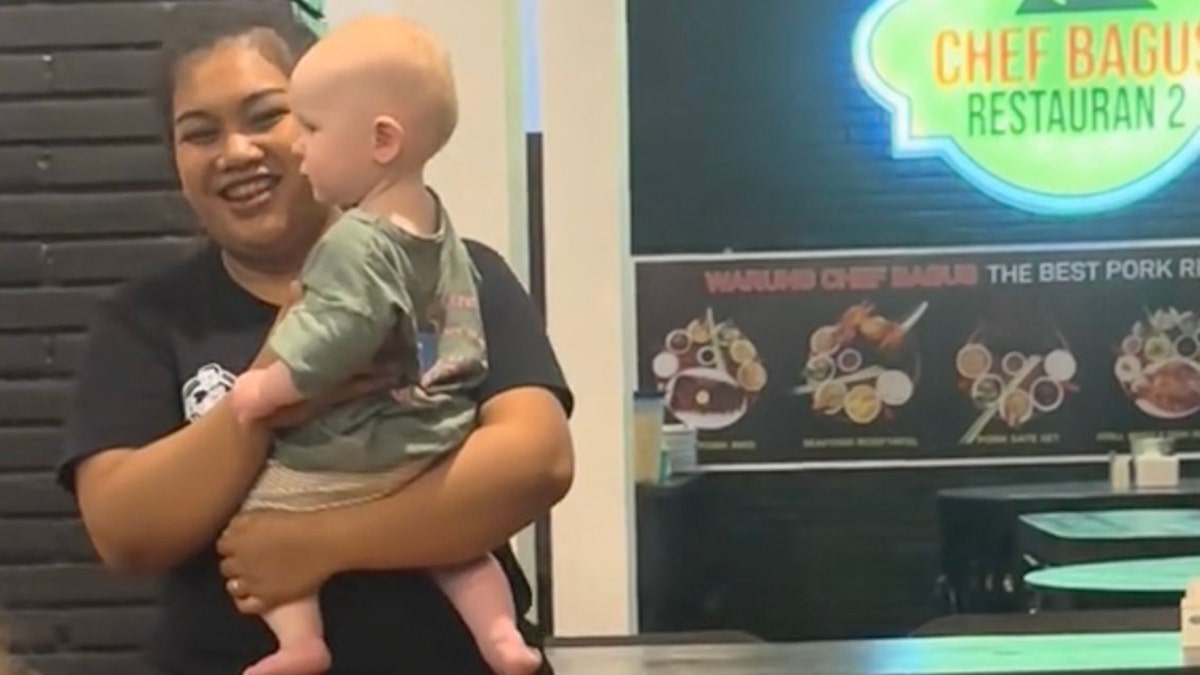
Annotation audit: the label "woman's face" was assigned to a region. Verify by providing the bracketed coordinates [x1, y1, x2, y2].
[171, 39, 329, 269]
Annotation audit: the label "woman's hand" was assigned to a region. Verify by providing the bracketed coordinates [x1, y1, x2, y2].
[217, 509, 338, 614]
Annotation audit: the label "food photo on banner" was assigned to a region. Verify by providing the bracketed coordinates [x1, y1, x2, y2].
[628, 0, 1200, 467]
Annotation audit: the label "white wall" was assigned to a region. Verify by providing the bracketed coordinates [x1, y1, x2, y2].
[539, 0, 638, 636]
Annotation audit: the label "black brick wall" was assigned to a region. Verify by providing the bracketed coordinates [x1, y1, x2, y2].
[0, 2, 206, 673]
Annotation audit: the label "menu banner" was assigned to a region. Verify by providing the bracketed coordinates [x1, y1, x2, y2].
[635, 242, 1200, 464]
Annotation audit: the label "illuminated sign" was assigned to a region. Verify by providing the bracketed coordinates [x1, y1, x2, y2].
[852, 0, 1200, 216]
[291, 0, 327, 35]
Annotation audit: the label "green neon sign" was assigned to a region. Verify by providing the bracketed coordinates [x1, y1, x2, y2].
[853, 0, 1200, 216]
[291, 0, 327, 36]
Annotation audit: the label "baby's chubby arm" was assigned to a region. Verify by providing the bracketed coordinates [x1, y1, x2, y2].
[228, 220, 408, 424]
[228, 360, 304, 424]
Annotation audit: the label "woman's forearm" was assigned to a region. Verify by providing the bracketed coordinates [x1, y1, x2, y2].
[313, 387, 574, 572]
[75, 400, 271, 574]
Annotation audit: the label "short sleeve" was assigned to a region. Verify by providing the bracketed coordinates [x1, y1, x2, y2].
[468, 242, 573, 415]
[270, 218, 407, 394]
[57, 294, 183, 494]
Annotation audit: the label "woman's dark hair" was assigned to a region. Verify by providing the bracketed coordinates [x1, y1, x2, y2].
[157, 0, 318, 137]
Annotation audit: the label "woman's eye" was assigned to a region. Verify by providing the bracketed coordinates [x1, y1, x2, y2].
[250, 108, 288, 131]
[179, 128, 218, 144]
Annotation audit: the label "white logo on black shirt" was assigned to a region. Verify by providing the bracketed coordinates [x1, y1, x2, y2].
[181, 363, 237, 421]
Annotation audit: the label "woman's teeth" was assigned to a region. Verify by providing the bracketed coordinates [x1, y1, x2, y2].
[222, 177, 275, 201]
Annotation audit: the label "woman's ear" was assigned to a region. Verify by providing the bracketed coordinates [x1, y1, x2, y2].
[371, 116, 405, 164]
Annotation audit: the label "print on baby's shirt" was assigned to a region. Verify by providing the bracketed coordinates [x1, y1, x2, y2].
[417, 331, 438, 377]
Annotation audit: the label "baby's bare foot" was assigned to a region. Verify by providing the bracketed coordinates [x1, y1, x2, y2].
[243, 638, 332, 675]
[482, 629, 542, 675]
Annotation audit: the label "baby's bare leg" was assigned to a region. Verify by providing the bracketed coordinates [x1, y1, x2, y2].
[244, 596, 332, 675]
[434, 555, 542, 675]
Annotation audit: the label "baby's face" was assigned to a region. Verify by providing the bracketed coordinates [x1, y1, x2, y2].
[289, 74, 376, 208]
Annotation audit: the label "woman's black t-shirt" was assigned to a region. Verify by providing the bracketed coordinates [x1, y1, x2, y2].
[57, 240, 572, 675]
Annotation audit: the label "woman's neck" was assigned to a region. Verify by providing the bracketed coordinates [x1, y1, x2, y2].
[221, 251, 301, 307]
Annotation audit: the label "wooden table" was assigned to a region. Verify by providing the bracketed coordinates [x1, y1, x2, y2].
[1020, 510, 1200, 566]
[548, 632, 1200, 675]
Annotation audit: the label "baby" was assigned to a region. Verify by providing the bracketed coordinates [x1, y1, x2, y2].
[227, 14, 541, 675]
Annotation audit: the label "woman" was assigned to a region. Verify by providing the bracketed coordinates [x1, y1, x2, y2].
[56, 3, 574, 674]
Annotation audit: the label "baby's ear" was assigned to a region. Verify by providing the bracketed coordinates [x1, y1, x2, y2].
[371, 115, 405, 164]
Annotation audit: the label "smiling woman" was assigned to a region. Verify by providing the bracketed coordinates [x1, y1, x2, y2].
[57, 2, 573, 674]
[160, 15, 328, 277]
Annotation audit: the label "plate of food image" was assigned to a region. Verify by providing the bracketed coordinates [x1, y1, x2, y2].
[1115, 308, 1200, 420]
[651, 308, 767, 430]
[1131, 358, 1200, 420]
[954, 311, 1080, 444]
[664, 366, 751, 430]
[796, 300, 926, 426]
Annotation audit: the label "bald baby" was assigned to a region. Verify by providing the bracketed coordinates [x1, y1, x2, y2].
[289, 14, 459, 208]
[227, 12, 544, 675]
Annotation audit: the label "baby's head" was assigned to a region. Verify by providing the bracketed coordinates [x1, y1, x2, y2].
[289, 14, 457, 207]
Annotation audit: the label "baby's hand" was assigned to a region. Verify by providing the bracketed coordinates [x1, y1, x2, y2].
[228, 370, 276, 425]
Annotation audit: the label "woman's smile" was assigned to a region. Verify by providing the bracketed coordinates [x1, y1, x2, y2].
[218, 172, 284, 215]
